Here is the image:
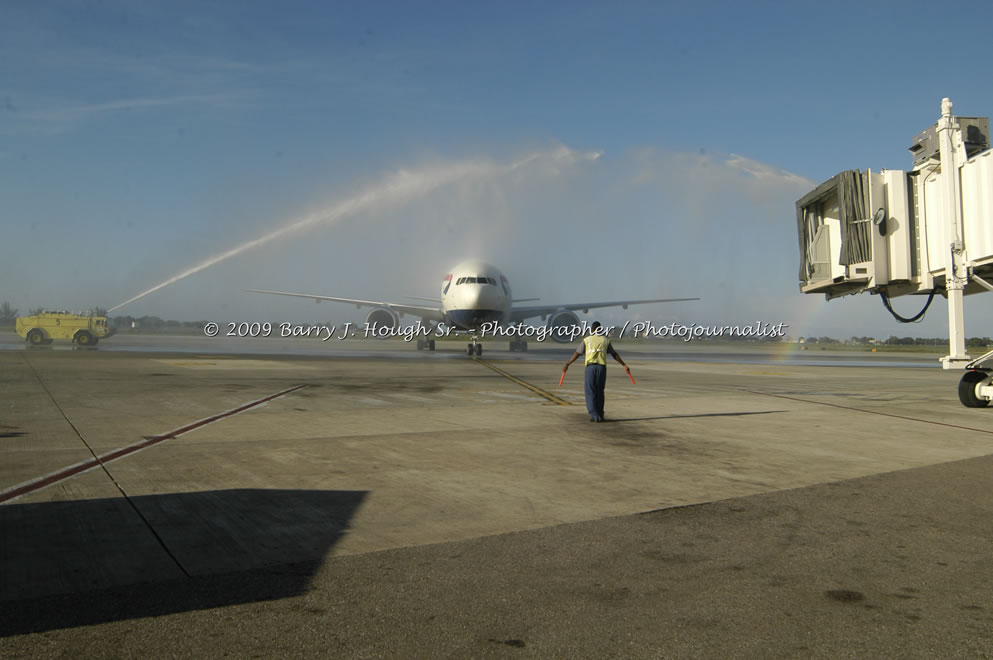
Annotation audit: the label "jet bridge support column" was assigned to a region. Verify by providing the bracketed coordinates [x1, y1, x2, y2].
[938, 98, 970, 369]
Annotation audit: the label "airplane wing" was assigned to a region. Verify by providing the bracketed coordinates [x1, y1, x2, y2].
[509, 297, 699, 322]
[247, 289, 446, 322]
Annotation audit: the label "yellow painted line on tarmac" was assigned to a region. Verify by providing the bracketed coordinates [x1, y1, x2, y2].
[473, 358, 572, 406]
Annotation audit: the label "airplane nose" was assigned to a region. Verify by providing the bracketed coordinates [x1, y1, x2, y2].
[463, 286, 482, 308]
[447, 283, 504, 329]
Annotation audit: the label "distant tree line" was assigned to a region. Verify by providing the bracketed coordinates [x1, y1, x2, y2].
[0, 302, 16, 324]
[110, 315, 208, 330]
[801, 336, 993, 347]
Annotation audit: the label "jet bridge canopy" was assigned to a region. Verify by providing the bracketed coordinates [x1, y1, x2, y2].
[797, 109, 991, 302]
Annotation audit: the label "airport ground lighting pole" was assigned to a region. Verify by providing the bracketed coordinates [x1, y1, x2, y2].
[939, 97, 970, 369]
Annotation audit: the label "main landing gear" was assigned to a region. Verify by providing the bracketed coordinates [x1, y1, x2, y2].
[416, 323, 437, 351]
[508, 339, 528, 352]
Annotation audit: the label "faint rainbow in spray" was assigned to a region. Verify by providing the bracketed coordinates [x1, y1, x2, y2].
[768, 301, 833, 362]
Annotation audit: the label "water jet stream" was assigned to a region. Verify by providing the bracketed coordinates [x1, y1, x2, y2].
[110, 147, 600, 312]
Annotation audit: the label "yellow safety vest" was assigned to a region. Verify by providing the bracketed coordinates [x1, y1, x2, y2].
[584, 334, 608, 366]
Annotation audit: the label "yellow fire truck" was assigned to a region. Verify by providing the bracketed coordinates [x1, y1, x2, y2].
[16, 312, 114, 346]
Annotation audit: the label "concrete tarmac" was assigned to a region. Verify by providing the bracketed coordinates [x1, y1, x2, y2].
[1, 336, 992, 657]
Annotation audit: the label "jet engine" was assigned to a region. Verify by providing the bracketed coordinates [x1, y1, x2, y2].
[365, 307, 399, 338]
[546, 309, 581, 343]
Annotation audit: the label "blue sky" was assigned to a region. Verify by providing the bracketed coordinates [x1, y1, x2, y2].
[3, 1, 993, 339]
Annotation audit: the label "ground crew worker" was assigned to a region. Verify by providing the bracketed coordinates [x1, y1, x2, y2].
[563, 321, 629, 422]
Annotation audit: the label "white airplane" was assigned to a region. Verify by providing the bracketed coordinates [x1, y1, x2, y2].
[249, 259, 697, 355]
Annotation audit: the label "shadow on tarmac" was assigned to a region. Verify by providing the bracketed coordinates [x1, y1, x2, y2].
[605, 410, 787, 422]
[0, 488, 366, 636]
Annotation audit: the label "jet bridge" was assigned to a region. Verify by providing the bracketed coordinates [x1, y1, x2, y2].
[796, 98, 993, 406]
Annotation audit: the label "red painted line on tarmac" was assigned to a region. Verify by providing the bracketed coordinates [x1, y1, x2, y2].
[142, 384, 307, 441]
[0, 384, 307, 505]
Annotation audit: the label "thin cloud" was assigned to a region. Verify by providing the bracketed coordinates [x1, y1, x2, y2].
[2, 91, 254, 135]
[25, 93, 241, 122]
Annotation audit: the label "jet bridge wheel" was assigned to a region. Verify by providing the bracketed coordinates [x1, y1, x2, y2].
[958, 370, 991, 408]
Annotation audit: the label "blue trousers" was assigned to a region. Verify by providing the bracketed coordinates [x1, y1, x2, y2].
[584, 364, 606, 420]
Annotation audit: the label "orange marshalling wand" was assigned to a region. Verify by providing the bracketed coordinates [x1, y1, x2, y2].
[625, 367, 636, 384]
